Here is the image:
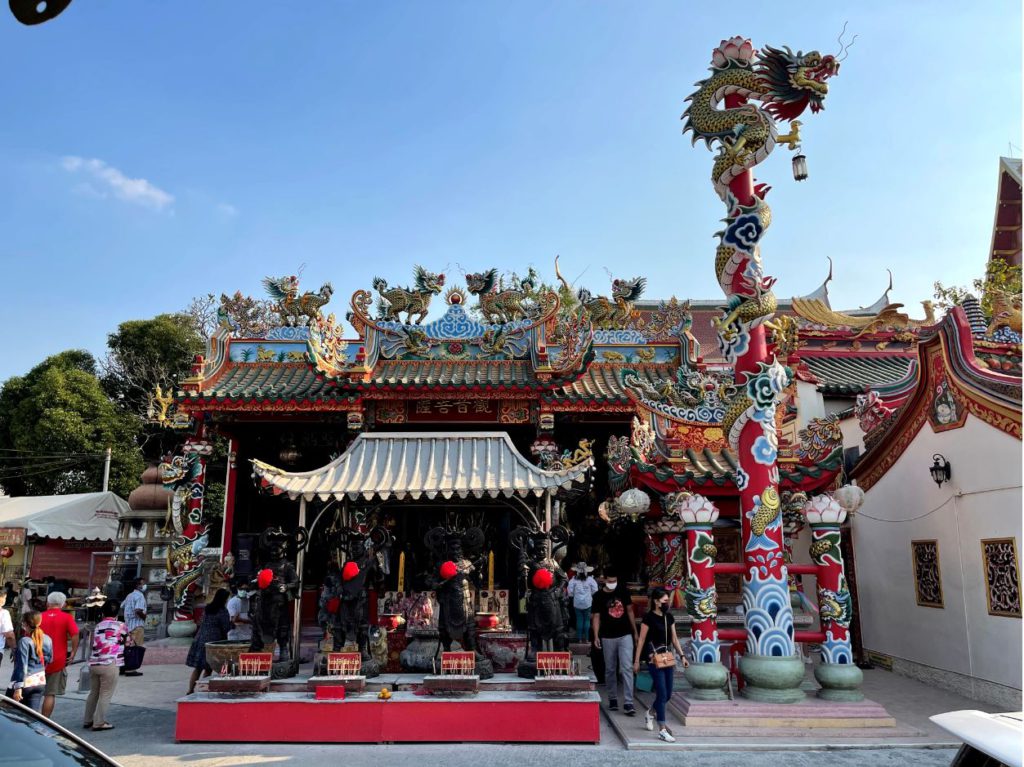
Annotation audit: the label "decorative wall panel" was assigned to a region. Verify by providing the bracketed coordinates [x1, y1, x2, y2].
[981, 538, 1021, 618]
[911, 540, 943, 608]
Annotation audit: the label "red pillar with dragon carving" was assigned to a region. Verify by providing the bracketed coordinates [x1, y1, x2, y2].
[159, 429, 211, 638]
[684, 35, 843, 701]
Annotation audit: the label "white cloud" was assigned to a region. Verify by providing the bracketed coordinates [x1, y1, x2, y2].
[217, 202, 239, 217]
[61, 156, 174, 211]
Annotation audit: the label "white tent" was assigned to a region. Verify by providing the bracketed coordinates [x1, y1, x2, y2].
[0, 492, 126, 541]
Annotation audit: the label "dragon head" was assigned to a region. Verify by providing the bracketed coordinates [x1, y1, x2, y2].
[465, 268, 498, 295]
[757, 46, 839, 121]
[611, 277, 647, 302]
[413, 265, 446, 294]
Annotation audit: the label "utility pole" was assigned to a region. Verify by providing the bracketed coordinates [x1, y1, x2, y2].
[101, 447, 112, 492]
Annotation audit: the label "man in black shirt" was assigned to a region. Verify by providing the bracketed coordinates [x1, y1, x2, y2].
[591, 570, 638, 715]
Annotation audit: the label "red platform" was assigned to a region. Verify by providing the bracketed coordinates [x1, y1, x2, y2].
[176, 690, 600, 744]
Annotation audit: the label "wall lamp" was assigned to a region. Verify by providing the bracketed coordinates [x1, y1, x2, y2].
[929, 454, 952, 488]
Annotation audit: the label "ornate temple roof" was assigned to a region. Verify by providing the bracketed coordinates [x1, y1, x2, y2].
[626, 446, 844, 497]
[991, 156, 1022, 266]
[358, 360, 539, 390]
[851, 308, 1022, 490]
[800, 355, 916, 395]
[184, 362, 334, 401]
[548, 363, 674, 406]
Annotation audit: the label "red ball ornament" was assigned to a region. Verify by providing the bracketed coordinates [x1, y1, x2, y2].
[532, 568, 554, 590]
[439, 561, 458, 580]
[257, 568, 274, 590]
[342, 561, 360, 582]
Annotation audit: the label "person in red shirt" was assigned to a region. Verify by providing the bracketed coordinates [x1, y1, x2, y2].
[40, 591, 80, 718]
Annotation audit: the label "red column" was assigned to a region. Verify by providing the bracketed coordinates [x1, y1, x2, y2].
[221, 439, 238, 562]
[674, 493, 729, 699]
[802, 492, 864, 701]
[801, 495, 853, 662]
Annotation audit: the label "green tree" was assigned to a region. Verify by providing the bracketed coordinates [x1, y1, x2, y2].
[934, 259, 1023, 317]
[101, 313, 203, 418]
[0, 351, 143, 497]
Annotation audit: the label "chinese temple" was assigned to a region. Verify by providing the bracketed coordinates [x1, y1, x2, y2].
[141, 35, 1022, 744]
[159, 265, 938, 644]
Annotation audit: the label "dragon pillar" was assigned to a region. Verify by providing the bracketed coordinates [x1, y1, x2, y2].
[159, 436, 212, 637]
[684, 36, 840, 702]
[675, 493, 729, 699]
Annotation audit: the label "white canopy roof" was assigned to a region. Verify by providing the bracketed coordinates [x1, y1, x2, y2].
[0, 492, 126, 541]
[252, 431, 592, 502]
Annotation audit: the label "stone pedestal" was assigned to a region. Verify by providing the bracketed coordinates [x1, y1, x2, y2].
[167, 619, 197, 639]
[814, 661, 864, 702]
[684, 662, 729, 701]
[739, 654, 806, 703]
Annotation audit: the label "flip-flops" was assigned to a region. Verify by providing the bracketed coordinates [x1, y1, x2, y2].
[92, 723, 114, 731]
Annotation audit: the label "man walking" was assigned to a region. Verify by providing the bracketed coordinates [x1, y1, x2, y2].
[226, 581, 251, 642]
[40, 592, 79, 718]
[591, 569, 638, 716]
[121, 578, 147, 677]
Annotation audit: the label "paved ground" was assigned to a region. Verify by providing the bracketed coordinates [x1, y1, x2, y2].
[1, 659, 977, 766]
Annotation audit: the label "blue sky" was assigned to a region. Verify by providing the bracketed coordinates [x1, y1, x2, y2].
[0, 2, 1020, 381]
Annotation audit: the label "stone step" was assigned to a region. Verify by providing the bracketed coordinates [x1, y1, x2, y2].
[669, 693, 896, 729]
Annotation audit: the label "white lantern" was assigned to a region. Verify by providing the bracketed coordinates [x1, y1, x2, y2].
[792, 151, 808, 182]
[833, 484, 865, 516]
[615, 488, 651, 518]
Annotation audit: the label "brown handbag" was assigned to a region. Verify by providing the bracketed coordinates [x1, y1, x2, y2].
[650, 613, 675, 669]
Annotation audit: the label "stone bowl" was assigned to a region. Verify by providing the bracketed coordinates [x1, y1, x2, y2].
[478, 631, 528, 673]
[205, 639, 277, 671]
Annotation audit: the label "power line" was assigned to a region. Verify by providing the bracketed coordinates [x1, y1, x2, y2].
[0, 448, 106, 456]
[0, 456, 98, 481]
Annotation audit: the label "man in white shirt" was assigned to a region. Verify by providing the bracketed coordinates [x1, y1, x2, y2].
[20, 580, 34, 614]
[122, 578, 148, 677]
[226, 582, 251, 642]
[0, 589, 15, 670]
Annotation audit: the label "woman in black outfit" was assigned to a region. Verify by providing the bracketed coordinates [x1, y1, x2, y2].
[186, 588, 231, 695]
[633, 587, 688, 742]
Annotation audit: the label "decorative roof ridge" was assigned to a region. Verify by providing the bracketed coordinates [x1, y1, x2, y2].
[792, 257, 833, 307]
[853, 270, 894, 316]
[851, 308, 1021, 490]
[796, 348, 916, 358]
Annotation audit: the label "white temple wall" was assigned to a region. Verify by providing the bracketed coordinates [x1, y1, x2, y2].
[852, 413, 1022, 709]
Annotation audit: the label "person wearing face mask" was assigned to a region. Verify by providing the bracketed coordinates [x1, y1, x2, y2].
[634, 587, 688, 742]
[591, 569, 638, 716]
[226, 580, 251, 642]
[120, 578, 147, 677]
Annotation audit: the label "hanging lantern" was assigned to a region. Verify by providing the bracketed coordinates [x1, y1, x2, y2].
[278, 436, 301, 465]
[792, 151, 808, 181]
[613, 488, 651, 521]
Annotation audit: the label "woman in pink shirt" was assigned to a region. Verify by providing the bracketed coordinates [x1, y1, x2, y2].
[84, 600, 127, 731]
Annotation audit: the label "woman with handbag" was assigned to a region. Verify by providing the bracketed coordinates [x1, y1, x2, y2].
[633, 587, 688, 742]
[8, 610, 53, 712]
